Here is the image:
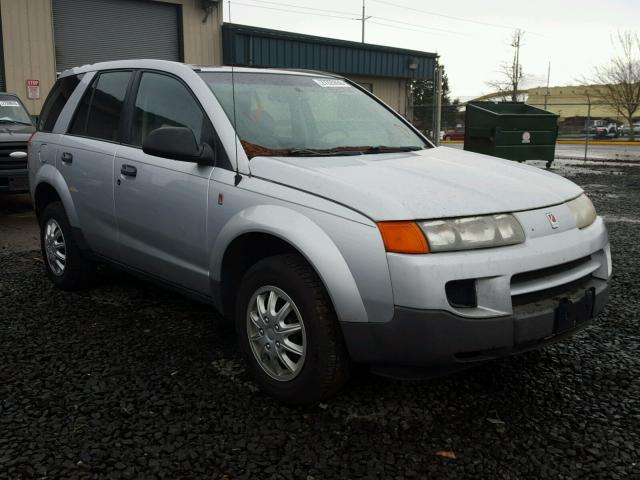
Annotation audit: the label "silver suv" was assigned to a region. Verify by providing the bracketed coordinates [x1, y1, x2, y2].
[30, 60, 611, 403]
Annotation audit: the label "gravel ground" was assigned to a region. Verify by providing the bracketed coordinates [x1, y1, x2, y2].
[1, 162, 639, 479]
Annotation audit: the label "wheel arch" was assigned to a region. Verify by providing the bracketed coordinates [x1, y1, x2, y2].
[32, 165, 78, 226]
[211, 205, 369, 325]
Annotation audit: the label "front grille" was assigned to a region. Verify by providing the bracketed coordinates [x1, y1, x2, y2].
[0, 142, 28, 171]
[512, 274, 592, 306]
[512, 256, 592, 285]
[510, 255, 597, 305]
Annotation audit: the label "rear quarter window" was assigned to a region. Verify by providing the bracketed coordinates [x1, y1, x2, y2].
[38, 74, 83, 132]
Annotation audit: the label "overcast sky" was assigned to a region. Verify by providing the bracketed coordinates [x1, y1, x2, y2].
[223, 0, 638, 100]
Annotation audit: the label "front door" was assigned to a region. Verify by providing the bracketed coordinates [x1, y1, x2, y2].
[114, 71, 214, 294]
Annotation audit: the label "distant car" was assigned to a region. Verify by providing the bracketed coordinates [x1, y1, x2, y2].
[0, 93, 36, 193]
[619, 123, 640, 136]
[443, 126, 464, 141]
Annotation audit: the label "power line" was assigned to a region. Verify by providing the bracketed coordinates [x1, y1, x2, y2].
[231, 1, 357, 21]
[370, 0, 522, 31]
[240, 0, 357, 18]
[231, 0, 474, 37]
[231, 0, 486, 41]
[368, 20, 468, 38]
[370, 16, 473, 36]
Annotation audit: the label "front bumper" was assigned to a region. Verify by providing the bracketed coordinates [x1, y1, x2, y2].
[341, 276, 609, 375]
[0, 168, 29, 193]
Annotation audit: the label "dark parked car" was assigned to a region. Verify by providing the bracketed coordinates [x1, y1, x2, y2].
[0, 93, 35, 193]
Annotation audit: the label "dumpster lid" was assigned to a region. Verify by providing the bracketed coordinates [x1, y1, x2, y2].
[467, 101, 558, 117]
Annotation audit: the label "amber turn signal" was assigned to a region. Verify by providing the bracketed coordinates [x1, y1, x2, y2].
[377, 221, 430, 254]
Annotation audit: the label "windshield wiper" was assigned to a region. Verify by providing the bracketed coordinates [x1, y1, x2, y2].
[0, 119, 32, 126]
[361, 145, 424, 154]
[289, 148, 363, 157]
[240, 140, 422, 159]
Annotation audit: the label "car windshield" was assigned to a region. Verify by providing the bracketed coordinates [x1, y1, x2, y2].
[199, 72, 428, 158]
[0, 96, 32, 125]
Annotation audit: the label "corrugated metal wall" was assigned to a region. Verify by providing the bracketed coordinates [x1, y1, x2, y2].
[223, 23, 436, 81]
[0, 15, 4, 92]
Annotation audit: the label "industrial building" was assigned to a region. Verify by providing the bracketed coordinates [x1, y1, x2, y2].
[222, 23, 436, 116]
[527, 85, 627, 121]
[0, 0, 436, 117]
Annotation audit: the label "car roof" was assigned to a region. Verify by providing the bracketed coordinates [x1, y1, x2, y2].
[58, 59, 338, 79]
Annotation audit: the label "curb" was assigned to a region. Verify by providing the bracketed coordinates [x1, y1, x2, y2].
[440, 140, 640, 146]
[554, 156, 640, 164]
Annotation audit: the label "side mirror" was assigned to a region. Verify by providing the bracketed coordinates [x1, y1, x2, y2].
[142, 126, 214, 166]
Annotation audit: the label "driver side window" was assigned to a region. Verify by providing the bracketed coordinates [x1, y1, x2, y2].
[130, 72, 208, 147]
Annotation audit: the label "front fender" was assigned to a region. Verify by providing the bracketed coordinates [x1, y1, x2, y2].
[32, 164, 79, 227]
[210, 205, 369, 324]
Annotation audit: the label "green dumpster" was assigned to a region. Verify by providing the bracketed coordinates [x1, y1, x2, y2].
[464, 102, 559, 166]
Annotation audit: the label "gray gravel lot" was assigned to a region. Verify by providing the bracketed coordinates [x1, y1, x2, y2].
[1, 161, 639, 479]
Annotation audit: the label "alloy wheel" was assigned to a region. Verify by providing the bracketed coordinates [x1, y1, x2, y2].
[246, 286, 307, 381]
[44, 219, 66, 276]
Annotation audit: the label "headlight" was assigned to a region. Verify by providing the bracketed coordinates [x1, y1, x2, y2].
[566, 193, 597, 229]
[418, 214, 525, 252]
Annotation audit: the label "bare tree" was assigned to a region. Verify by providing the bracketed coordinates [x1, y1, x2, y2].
[486, 29, 525, 102]
[587, 31, 640, 141]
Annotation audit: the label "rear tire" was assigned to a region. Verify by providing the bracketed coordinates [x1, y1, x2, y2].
[40, 201, 96, 291]
[235, 254, 351, 404]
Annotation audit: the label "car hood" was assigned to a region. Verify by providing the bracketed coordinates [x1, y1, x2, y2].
[0, 124, 36, 142]
[249, 147, 583, 221]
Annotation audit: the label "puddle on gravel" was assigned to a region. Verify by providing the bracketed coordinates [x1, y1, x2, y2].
[526, 159, 639, 176]
[603, 215, 640, 224]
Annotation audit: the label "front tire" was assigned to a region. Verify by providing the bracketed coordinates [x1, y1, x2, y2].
[236, 254, 351, 404]
[40, 202, 96, 290]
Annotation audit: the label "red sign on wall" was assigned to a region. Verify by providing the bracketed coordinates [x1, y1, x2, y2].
[26, 79, 40, 100]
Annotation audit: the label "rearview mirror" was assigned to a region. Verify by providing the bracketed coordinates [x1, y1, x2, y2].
[142, 126, 214, 166]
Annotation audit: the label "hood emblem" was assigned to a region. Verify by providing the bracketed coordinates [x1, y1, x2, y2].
[546, 212, 559, 229]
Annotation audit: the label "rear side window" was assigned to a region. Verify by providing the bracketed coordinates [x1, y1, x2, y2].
[38, 74, 82, 132]
[69, 70, 132, 142]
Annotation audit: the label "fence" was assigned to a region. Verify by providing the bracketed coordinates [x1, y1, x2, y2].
[408, 101, 639, 159]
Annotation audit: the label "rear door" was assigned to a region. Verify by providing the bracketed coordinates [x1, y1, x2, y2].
[58, 70, 133, 259]
[114, 71, 214, 294]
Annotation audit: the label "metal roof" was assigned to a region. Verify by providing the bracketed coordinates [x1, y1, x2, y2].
[222, 23, 436, 80]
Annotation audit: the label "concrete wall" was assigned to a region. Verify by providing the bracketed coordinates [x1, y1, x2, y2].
[0, 0, 223, 114]
[346, 74, 408, 116]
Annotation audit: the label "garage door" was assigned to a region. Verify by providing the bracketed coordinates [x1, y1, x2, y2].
[0, 18, 5, 91]
[53, 0, 181, 73]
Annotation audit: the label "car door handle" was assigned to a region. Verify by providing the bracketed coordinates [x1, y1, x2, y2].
[120, 164, 137, 177]
[61, 152, 73, 164]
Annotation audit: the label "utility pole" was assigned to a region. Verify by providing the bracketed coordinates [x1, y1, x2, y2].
[511, 30, 523, 102]
[544, 61, 551, 110]
[361, 0, 371, 43]
[584, 91, 591, 162]
[433, 64, 444, 146]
